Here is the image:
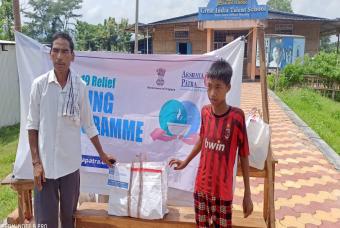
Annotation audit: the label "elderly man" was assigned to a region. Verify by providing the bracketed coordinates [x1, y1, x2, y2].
[27, 32, 116, 228]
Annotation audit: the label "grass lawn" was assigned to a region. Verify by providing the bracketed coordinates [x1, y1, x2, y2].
[0, 124, 19, 221]
[276, 88, 340, 155]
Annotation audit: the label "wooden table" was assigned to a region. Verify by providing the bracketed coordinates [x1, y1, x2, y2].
[0, 173, 34, 224]
[74, 202, 267, 228]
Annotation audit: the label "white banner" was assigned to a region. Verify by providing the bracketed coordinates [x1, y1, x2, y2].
[13, 32, 244, 199]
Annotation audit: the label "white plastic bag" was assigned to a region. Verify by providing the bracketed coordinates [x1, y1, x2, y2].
[246, 108, 271, 170]
[107, 161, 168, 220]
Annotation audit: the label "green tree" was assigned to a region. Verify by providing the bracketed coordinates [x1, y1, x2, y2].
[75, 17, 131, 52]
[115, 18, 131, 52]
[267, 0, 293, 13]
[97, 17, 117, 51]
[320, 36, 338, 53]
[75, 20, 100, 50]
[0, 0, 14, 40]
[23, 0, 82, 42]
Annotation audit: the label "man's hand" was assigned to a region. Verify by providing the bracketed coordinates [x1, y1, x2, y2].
[29, 129, 44, 190]
[169, 159, 188, 170]
[99, 152, 116, 168]
[33, 163, 46, 191]
[243, 194, 253, 218]
[90, 136, 116, 168]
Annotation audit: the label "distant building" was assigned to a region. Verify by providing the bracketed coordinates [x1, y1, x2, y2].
[142, 0, 339, 80]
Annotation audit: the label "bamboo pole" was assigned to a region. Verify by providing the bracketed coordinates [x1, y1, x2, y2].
[134, 0, 139, 54]
[337, 33, 339, 55]
[251, 27, 257, 80]
[257, 25, 275, 228]
[12, 0, 22, 32]
[258, 28, 270, 123]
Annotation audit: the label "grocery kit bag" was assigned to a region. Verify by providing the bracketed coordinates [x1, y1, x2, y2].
[107, 161, 168, 219]
[246, 108, 271, 170]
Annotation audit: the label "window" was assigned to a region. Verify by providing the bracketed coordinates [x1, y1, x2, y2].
[275, 24, 293, 35]
[213, 30, 248, 57]
[174, 28, 189, 40]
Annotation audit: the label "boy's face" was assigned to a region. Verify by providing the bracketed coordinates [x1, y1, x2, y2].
[206, 78, 230, 107]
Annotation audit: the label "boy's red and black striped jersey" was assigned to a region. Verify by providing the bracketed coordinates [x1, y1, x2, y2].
[195, 105, 249, 201]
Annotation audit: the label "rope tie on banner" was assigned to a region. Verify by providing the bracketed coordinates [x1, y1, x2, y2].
[137, 154, 144, 219]
[127, 162, 134, 217]
[241, 28, 254, 41]
[127, 153, 146, 218]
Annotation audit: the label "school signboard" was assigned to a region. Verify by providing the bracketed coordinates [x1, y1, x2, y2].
[198, 0, 268, 21]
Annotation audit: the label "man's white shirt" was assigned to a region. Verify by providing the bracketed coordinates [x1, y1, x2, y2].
[27, 69, 98, 179]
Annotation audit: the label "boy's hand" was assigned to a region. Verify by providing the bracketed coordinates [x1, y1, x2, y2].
[243, 194, 253, 218]
[169, 159, 187, 170]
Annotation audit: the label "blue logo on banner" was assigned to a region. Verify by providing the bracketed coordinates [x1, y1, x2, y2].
[159, 100, 200, 138]
[81, 155, 108, 169]
[107, 179, 129, 189]
[198, 0, 268, 21]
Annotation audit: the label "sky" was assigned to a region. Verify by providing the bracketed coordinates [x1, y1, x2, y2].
[20, 0, 340, 25]
[77, 0, 339, 24]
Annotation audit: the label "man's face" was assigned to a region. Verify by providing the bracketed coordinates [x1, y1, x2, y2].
[50, 38, 74, 73]
[206, 78, 230, 107]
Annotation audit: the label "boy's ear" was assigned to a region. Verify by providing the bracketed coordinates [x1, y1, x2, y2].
[204, 74, 208, 87]
[226, 83, 231, 92]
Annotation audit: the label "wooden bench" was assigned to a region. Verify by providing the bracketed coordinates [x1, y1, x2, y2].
[73, 156, 276, 228]
[238, 158, 277, 228]
[0, 173, 34, 224]
[75, 202, 267, 228]
[1, 157, 276, 227]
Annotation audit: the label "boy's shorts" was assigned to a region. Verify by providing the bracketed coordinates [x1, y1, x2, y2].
[194, 192, 232, 228]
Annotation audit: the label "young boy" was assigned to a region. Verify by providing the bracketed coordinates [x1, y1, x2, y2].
[169, 59, 253, 227]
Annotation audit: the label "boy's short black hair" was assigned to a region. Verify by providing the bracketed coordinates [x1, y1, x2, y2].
[51, 32, 74, 53]
[206, 59, 233, 85]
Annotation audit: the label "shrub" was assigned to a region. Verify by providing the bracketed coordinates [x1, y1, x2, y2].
[268, 52, 340, 93]
[267, 73, 288, 91]
[281, 60, 304, 87]
[303, 52, 340, 82]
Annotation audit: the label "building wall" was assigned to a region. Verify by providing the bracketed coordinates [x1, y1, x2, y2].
[266, 20, 321, 56]
[151, 20, 321, 79]
[152, 22, 207, 54]
[152, 20, 321, 57]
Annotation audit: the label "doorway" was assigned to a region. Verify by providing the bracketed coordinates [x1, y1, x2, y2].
[176, 42, 192, 54]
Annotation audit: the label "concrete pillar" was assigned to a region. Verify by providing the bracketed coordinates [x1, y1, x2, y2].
[207, 28, 213, 52]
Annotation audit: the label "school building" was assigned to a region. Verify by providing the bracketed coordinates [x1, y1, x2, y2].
[139, 1, 340, 80]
